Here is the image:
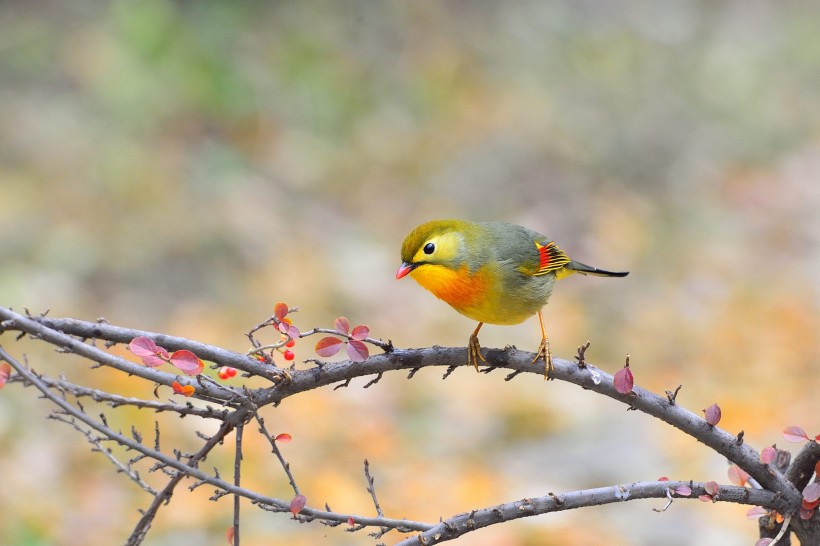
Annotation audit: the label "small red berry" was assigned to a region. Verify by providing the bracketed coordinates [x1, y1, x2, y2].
[218, 366, 236, 380]
[286, 338, 296, 348]
[283, 350, 295, 361]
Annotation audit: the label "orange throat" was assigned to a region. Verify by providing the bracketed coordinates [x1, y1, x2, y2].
[409, 263, 488, 312]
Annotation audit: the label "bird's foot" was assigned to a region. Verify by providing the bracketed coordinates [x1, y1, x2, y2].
[532, 337, 553, 380]
[468, 333, 486, 372]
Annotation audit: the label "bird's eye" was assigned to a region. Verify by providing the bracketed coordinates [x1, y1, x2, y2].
[423, 242, 435, 255]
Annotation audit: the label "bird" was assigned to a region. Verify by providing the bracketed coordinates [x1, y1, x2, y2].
[396, 219, 628, 376]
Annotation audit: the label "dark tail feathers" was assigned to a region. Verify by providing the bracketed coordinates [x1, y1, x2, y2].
[568, 260, 629, 278]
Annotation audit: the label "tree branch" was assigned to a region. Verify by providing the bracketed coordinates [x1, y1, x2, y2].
[1, 306, 815, 544]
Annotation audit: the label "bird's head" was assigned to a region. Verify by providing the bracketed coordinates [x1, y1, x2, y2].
[396, 220, 468, 279]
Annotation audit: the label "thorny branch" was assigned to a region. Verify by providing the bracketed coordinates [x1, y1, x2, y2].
[0, 305, 817, 545]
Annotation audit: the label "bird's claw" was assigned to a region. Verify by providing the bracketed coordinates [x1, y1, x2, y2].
[533, 337, 553, 380]
[468, 333, 486, 372]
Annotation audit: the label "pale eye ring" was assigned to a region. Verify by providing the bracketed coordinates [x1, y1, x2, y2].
[423, 243, 435, 254]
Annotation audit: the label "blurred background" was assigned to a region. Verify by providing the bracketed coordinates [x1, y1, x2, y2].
[1, 1, 819, 545]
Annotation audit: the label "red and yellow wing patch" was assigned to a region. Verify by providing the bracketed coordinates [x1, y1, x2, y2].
[533, 241, 571, 276]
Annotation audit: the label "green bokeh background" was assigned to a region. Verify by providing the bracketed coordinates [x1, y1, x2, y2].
[1, 1, 819, 545]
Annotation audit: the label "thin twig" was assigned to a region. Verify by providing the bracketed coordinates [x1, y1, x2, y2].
[364, 459, 384, 517]
[233, 423, 243, 546]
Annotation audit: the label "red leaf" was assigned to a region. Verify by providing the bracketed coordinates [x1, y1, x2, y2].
[658, 476, 669, 482]
[347, 516, 355, 526]
[746, 506, 768, 519]
[129, 336, 159, 357]
[698, 494, 714, 503]
[728, 465, 750, 487]
[0, 362, 11, 389]
[703, 403, 721, 426]
[275, 433, 292, 443]
[613, 366, 633, 394]
[315, 337, 343, 357]
[290, 494, 307, 517]
[755, 539, 773, 546]
[761, 446, 777, 464]
[803, 498, 820, 510]
[346, 339, 369, 362]
[783, 426, 809, 443]
[704, 481, 719, 496]
[815, 460, 820, 478]
[799, 507, 815, 520]
[225, 526, 235, 545]
[351, 325, 370, 341]
[130, 336, 168, 367]
[333, 317, 350, 335]
[804, 482, 820, 503]
[169, 350, 204, 376]
[673, 484, 692, 497]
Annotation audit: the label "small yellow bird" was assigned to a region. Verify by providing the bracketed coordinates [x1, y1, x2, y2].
[396, 220, 628, 375]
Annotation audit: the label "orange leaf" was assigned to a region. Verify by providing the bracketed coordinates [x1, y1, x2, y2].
[274, 302, 289, 320]
[315, 337, 343, 357]
[172, 381, 195, 397]
[225, 526, 235, 545]
[275, 433, 292, 443]
[0, 362, 11, 389]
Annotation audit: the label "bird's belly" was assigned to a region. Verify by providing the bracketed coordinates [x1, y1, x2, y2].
[410, 264, 554, 325]
[468, 275, 554, 324]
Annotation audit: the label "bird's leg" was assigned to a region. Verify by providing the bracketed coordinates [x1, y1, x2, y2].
[533, 311, 553, 379]
[468, 322, 486, 372]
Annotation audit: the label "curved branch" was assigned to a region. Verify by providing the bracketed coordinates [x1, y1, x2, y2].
[1, 307, 811, 543]
[260, 345, 801, 514]
[395, 481, 779, 546]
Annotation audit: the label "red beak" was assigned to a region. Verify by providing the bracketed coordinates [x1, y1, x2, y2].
[396, 262, 415, 279]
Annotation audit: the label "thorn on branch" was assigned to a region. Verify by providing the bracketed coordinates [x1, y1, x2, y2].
[442, 365, 458, 380]
[575, 340, 591, 368]
[504, 370, 523, 381]
[548, 491, 564, 506]
[363, 373, 383, 389]
[407, 368, 420, 379]
[665, 384, 683, 405]
[334, 378, 352, 391]
[735, 430, 744, 445]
